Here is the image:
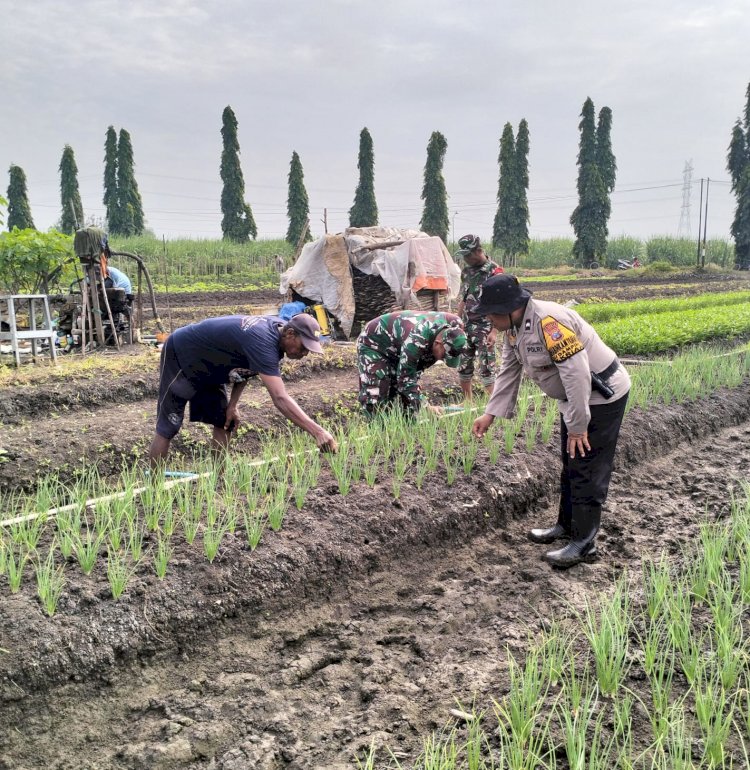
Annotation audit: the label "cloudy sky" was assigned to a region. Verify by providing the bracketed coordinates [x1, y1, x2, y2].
[0, 0, 746, 243]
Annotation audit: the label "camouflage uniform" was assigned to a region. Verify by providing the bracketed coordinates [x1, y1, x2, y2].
[357, 310, 462, 414]
[457, 259, 501, 387]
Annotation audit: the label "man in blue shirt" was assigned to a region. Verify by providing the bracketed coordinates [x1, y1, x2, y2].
[148, 313, 337, 466]
[105, 265, 133, 297]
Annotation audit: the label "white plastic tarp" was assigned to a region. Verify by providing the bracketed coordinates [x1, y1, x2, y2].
[280, 227, 460, 336]
[279, 234, 355, 334]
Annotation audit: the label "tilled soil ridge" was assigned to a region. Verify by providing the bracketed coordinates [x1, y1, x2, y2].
[1, 382, 749, 705]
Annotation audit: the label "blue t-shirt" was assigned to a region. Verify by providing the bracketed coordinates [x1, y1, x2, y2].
[107, 266, 132, 294]
[172, 315, 284, 386]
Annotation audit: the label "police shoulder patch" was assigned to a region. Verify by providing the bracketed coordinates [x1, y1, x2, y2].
[540, 315, 584, 363]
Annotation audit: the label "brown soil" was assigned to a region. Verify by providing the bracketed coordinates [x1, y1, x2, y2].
[150, 273, 750, 327]
[1, 276, 750, 768]
[1, 384, 749, 768]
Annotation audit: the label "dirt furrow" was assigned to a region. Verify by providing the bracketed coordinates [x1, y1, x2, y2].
[1, 383, 749, 768]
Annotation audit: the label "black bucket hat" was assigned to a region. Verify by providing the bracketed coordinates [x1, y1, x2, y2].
[474, 274, 532, 316]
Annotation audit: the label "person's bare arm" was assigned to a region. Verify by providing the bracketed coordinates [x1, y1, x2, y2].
[223, 381, 247, 431]
[259, 374, 337, 451]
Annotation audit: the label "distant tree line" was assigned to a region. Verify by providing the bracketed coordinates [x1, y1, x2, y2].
[2, 94, 747, 271]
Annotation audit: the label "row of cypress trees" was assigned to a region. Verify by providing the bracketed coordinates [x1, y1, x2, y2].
[197, 101, 615, 262]
[4, 101, 609, 261]
[5, 130, 146, 236]
[3, 127, 147, 237]
[18, 88, 750, 268]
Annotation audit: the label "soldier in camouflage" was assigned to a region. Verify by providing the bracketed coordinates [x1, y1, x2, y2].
[357, 310, 466, 415]
[454, 234, 504, 399]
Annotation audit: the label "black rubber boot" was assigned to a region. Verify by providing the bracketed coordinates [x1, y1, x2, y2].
[544, 505, 600, 568]
[543, 539, 598, 567]
[528, 523, 567, 544]
[529, 494, 571, 544]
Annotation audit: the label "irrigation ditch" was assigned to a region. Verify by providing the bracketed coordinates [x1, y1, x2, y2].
[1, 378, 750, 768]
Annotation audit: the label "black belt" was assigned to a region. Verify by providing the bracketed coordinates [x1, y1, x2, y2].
[597, 358, 619, 381]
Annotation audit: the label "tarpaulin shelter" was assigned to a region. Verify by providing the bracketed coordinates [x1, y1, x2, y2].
[279, 226, 460, 338]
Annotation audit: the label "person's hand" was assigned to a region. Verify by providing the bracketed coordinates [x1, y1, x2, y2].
[426, 403, 444, 416]
[315, 429, 338, 453]
[224, 404, 241, 432]
[486, 329, 497, 347]
[567, 432, 590, 458]
[472, 413, 495, 438]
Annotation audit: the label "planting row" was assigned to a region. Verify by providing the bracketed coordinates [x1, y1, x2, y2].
[596, 303, 750, 355]
[1, 344, 749, 616]
[577, 290, 750, 324]
[356, 486, 750, 769]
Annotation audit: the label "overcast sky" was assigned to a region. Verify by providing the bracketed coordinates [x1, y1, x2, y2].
[0, 0, 746, 244]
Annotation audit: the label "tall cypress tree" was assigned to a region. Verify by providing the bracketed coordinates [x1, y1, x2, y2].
[349, 127, 378, 227]
[7, 164, 35, 230]
[59, 144, 84, 234]
[513, 119, 530, 260]
[112, 129, 145, 236]
[727, 82, 750, 269]
[595, 107, 616, 193]
[570, 98, 610, 266]
[103, 126, 118, 230]
[728, 121, 747, 190]
[420, 131, 449, 243]
[493, 120, 530, 263]
[220, 105, 257, 242]
[286, 151, 311, 245]
[492, 123, 517, 258]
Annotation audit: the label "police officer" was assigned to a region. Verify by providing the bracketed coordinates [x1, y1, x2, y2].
[357, 310, 467, 416]
[471, 275, 630, 567]
[454, 234, 504, 400]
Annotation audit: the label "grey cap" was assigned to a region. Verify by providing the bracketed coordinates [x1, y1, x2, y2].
[288, 313, 324, 353]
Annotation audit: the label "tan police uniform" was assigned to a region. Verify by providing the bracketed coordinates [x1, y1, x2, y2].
[486, 298, 630, 429]
[486, 297, 631, 560]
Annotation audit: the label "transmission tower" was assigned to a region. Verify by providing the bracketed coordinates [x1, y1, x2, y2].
[678, 160, 693, 237]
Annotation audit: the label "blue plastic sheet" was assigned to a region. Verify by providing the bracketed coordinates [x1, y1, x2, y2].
[279, 301, 306, 321]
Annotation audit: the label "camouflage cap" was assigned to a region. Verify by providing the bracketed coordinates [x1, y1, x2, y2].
[441, 325, 468, 368]
[455, 233, 482, 260]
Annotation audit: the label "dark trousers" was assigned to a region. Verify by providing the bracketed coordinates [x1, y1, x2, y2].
[558, 394, 628, 544]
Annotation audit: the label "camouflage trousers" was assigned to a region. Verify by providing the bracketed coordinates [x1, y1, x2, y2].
[457, 320, 496, 386]
[357, 345, 414, 415]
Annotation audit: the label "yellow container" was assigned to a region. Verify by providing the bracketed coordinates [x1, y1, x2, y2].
[311, 304, 330, 336]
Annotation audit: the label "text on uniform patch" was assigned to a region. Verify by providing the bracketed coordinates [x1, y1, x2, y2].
[541, 316, 584, 362]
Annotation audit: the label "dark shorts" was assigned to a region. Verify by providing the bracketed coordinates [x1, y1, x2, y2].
[156, 338, 229, 439]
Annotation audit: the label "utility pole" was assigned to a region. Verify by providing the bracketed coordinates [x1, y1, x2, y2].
[701, 178, 710, 268]
[678, 160, 693, 238]
[696, 178, 704, 267]
[451, 211, 458, 249]
[321, 208, 328, 234]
